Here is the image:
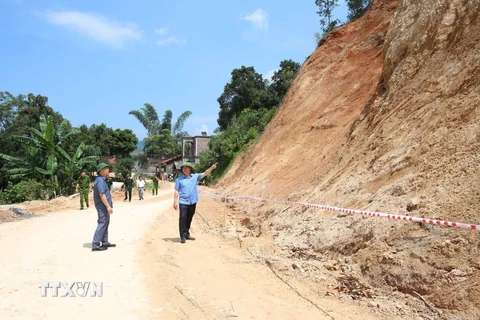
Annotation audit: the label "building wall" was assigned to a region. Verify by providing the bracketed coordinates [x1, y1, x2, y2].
[194, 137, 210, 156]
[182, 136, 211, 164]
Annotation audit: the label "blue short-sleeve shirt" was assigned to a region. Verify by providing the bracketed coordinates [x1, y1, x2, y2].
[174, 173, 202, 205]
[94, 176, 113, 210]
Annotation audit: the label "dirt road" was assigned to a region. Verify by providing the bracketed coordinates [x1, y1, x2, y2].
[0, 187, 383, 319]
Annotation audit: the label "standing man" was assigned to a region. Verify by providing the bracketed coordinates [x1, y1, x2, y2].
[92, 163, 116, 252]
[76, 170, 91, 210]
[122, 174, 134, 202]
[152, 173, 159, 196]
[137, 176, 146, 200]
[173, 162, 216, 243]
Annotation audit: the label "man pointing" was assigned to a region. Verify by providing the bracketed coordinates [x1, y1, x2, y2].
[173, 162, 216, 243]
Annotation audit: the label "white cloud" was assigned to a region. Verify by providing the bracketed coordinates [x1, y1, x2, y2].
[264, 69, 278, 81]
[154, 28, 168, 35]
[154, 27, 186, 46]
[43, 10, 142, 49]
[242, 8, 269, 29]
[157, 36, 186, 46]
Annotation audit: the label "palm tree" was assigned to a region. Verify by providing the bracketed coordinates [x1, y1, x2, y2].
[129, 103, 192, 156]
[172, 110, 192, 137]
[128, 103, 161, 137]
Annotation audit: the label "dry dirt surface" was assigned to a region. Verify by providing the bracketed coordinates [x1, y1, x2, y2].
[0, 184, 409, 320]
[217, 0, 480, 319]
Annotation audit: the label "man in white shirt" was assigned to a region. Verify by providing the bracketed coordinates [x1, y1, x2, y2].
[137, 176, 146, 200]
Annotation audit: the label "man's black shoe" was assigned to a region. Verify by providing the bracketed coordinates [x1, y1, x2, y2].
[180, 238, 186, 243]
[185, 236, 195, 241]
[92, 247, 108, 251]
[101, 243, 116, 248]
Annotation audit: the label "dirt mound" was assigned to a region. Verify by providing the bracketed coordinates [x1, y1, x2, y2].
[0, 189, 134, 222]
[217, 0, 480, 318]
[0, 208, 34, 223]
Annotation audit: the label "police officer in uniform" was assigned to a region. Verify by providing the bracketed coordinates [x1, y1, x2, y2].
[76, 170, 91, 210]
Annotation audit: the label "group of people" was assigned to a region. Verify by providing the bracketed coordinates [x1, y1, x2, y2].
[121, 174, 157, 201]
[78, 162, 216, 251]
[77, 172, 158, 207]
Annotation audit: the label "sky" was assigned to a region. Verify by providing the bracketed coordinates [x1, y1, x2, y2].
[0, 0, 348, 141]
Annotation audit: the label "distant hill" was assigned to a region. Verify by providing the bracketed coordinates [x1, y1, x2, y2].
[136, 140, 144, 151]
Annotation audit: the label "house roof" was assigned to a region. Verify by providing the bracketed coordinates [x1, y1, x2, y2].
[160, 154, 182, 165]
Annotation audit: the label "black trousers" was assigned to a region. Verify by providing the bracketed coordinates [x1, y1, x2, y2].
[179, 203, 196, 238]
[124, 189, 132, 201]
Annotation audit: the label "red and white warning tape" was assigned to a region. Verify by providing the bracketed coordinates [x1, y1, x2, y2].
[201, 190, 479, 231]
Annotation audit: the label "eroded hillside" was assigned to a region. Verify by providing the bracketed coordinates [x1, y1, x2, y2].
[217, 0, 480, 318]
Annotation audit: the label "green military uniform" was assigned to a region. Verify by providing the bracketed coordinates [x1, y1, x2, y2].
[77, 175, 91, 209]
[152, 175, 159, 195]
[106, 178, 113, 190]
[123, 177, 134, 202]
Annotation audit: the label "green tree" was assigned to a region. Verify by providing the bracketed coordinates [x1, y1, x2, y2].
[110, 129, 138, 157]
[0, 92, 27, 189]
[144, 129, 177, 156]
[76, 123, 114, 156]
[0, 92, 26, 133]
[347, 0, 372, 21]
[206, 60, 299, 182]
[217, 66, 271, 131]
[315, 0, 341, 34]
[8, 93, 65, 137]
[209, 108, 264, 173]
[196, 149, 218, 185]
[268, 59, 302, 105]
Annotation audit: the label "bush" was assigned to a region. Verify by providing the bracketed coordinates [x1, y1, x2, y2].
[0, 180, 47, 204]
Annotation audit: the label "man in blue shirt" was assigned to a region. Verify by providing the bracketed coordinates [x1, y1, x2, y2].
[91, 162, 116, 251]
[173, 162, 217, 243]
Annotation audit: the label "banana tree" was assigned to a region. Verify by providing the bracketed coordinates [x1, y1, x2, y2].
[58, 141, 98, 194]
[0, 115, 98, 197]
[0, 144, 44, 179]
